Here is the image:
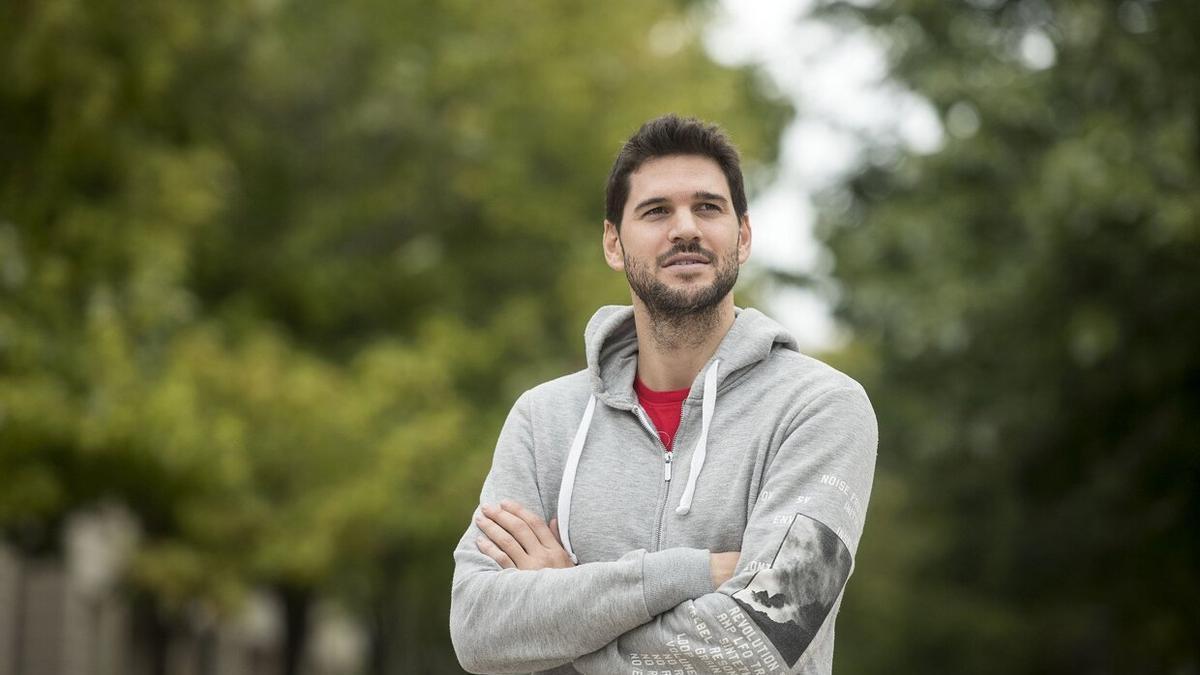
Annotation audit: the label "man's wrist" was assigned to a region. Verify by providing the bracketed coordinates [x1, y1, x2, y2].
[708, 551, 740, 588]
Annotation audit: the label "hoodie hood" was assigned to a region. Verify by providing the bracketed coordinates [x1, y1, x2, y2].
[583, 305, 800, 408]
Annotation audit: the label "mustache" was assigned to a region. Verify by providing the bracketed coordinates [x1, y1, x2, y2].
[656, 241, 716, 267]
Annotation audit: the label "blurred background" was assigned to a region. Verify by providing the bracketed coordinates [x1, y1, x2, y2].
[1, 0, 1196, 673]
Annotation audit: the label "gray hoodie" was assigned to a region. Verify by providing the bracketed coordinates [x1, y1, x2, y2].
[451, 306, 877, 674]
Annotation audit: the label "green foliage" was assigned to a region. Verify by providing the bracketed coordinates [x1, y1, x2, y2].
[817, 1, 1200, 672]
[0, 0, 789, 668]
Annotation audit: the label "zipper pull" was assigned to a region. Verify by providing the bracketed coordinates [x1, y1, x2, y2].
[664, 451, 673, 482]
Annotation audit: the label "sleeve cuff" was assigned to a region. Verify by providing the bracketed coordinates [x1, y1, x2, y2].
[641, 547, 715, 617]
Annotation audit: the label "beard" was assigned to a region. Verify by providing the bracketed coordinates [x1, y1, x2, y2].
[623, 240, 740, 323]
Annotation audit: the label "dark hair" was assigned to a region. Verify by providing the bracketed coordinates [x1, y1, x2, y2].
[605, 114, 747, 228]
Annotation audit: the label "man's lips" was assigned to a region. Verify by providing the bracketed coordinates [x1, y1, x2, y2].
[661, 253, 712, 268]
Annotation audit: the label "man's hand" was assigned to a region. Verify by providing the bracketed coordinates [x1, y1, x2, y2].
[475, 499, 575, 571]
[710, 551, 740, 588]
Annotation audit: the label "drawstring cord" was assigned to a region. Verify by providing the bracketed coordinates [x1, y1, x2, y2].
[675, 359, 719, 515]
[556, 395, 595, 564]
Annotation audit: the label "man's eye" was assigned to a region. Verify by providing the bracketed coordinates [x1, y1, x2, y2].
[645, 206, 667, 216]
[697, 203, 720, 212]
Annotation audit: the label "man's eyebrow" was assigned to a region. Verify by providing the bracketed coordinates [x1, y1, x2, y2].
[633, 192, 729, 213]
[633, 196, 669, 212]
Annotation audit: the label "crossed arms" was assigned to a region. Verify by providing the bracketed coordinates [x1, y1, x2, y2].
[449, 386, 877, 674]
[473, 500, 740, 589]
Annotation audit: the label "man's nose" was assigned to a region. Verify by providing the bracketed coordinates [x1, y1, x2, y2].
[668, 211, 701, 241]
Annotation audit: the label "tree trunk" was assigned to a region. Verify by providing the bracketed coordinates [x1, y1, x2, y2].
[366, 547, 406, 675]
[279, 585, 311, 675]
[129, 594, 170, 675]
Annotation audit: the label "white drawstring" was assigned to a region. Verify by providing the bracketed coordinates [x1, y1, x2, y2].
[556, 395, 595, 564]
[675, 359, 719, 515]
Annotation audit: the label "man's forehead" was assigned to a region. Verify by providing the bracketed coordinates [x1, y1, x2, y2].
[627, 154, 731, 201]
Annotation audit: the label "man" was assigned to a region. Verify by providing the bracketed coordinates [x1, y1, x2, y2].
[450, 115, 877, 674]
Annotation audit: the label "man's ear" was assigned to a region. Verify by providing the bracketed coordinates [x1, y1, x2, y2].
[737, 213, 752, 265]
[603, 220, 625, 271]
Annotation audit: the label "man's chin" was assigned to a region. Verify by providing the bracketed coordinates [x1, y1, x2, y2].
[626, 261, 736, 318]
[653, 281, 709, 302]
[641, 288, 726, 316]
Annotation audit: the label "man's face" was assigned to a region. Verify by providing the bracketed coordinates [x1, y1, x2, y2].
[603, 154, 751, 318]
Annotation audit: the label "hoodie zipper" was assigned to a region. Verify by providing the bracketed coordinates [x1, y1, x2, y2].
[633, 403, 690, 551]
[633, 406, 672, 479]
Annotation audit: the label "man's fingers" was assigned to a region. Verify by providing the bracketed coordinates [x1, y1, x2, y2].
[476, 502, 573, 570]
[474, 512, 527, 565]
[500, 500, 558, 549]
[482, 503, 542, 553]
[476, 536, 514, 569]
[549, 518, 562, 545]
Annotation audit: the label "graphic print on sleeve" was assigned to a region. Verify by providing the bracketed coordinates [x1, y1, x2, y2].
[731, 514, 853, 668]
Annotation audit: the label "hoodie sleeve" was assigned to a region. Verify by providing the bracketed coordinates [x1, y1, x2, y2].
[571, 385, 878, 674]
[450, 391, 718, 674]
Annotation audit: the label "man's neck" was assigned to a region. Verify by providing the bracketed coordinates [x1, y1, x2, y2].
[632, 297, 736, 392]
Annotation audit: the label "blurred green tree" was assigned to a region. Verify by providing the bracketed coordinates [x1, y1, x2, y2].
[0, 0, 789, 672]
[816, 1, 1200, 672]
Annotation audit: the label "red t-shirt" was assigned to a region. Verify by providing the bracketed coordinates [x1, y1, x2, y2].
[634, 376, 690, 450]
